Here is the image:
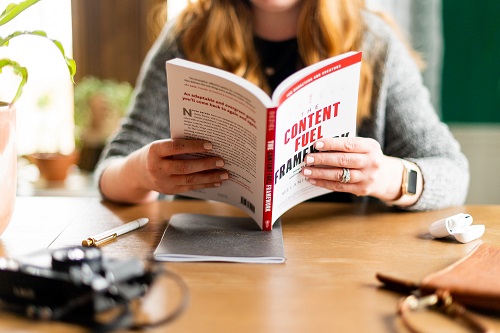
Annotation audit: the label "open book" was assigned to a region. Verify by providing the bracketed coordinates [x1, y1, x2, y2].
[166, 51, 361, 230]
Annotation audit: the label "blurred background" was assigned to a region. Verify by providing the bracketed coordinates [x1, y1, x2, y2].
[1, 0, 498, 203]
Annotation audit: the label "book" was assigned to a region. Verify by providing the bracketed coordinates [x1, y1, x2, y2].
[166, 51, 362, 230]
[153, 213, 285, 264]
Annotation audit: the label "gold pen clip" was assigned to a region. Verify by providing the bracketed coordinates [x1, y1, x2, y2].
[82, 233, 118, 247]
[94, 233, 118, 247]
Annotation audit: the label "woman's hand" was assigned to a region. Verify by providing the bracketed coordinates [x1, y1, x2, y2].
[100, 139, 229, 204]
[301, 137, 408, 203]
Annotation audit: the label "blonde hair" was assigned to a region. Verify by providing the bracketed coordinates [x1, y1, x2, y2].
[174, 0, 382, 123]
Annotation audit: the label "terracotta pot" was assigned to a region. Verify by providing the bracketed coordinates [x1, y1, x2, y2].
[28, 151, 79, 182]
[0, 103, 17, 235]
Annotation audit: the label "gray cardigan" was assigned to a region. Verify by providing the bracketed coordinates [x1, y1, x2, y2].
[96, 12, 469, 211]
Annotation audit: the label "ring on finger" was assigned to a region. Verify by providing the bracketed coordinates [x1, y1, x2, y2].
[341, 168, 351, 183]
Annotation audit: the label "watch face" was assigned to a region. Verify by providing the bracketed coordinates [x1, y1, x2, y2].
[407, 169, 418, 194]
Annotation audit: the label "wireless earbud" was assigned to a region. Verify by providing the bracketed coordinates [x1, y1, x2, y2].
[429, 213, 485, 243]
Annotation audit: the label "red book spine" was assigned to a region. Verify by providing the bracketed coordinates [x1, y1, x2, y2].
[262, 107, 277, 231]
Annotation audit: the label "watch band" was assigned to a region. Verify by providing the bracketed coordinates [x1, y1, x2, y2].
[387, 159, 420, 207]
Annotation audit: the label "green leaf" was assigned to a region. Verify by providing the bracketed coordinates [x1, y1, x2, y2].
[0, 0, 41, 26]
[0, 58, 28, 104]
[0, 0, 77, 103]
[51, 38, 76, 82]
[0, 30, 47, 47]
[0, 30, 76, 82]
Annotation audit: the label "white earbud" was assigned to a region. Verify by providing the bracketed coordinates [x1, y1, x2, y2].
[429, 213, 485, 243]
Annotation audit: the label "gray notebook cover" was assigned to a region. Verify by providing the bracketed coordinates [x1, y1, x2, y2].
[154, 213, 285, 264]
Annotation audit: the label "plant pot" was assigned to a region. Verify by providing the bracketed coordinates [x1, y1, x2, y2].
[28, 151, 79, 182]
[0, 103, 17, 235]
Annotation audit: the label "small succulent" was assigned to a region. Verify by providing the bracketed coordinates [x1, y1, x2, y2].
[0, 0, 76, 106]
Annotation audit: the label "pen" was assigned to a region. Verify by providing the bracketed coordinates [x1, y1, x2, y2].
[82, 218, 149, 247]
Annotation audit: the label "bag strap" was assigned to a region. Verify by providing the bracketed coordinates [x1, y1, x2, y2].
[376, 273, 493, 333]
[398, 289, 493, 333]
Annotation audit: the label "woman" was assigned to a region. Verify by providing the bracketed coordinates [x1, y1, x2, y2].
[96, 0, 469, 210]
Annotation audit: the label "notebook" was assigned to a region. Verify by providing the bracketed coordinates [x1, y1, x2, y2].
[153, 213, 285, 264]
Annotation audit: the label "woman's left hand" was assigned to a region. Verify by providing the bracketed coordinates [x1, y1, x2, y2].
[301, 137, 404, 202]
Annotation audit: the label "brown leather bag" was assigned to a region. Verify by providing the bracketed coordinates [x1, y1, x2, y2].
[377, 243, 500, 333]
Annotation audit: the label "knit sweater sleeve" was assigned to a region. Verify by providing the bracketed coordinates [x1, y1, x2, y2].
[362, 14, 469, 210]
[94, 21, 180, 185]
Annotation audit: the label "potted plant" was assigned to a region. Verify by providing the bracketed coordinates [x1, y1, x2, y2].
[74, 76, 133, 172]
[25, 90, 80, 182]
[0, 0, 76, 234]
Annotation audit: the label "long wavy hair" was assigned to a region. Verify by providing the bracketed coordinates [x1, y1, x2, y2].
[173, 0, 381, 123]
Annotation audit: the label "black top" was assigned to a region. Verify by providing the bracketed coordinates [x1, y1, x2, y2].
[254, 36, 301, 94]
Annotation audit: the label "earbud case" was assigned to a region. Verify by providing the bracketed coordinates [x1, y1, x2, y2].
[429, 213, 485, 243]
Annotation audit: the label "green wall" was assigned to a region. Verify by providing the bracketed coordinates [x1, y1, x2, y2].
[441, 0, 500, 123]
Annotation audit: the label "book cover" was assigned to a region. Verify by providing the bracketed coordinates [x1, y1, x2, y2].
[153, 213, 285, 264]
[167, 51, 361, 230]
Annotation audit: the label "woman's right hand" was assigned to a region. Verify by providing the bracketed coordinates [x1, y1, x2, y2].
[99, 139, 229, 204]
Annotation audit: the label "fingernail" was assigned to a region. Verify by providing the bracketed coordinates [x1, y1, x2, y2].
[204, 142, 213, 150]
[315, 141, 324, 149]
[216, 160, 224, 167]
[305, 156, 314, 164]
[303, 168, 312, 176]
[214, 182, 221, 187]
[308, 179, 316, 185]
[220, 173, 229, 180]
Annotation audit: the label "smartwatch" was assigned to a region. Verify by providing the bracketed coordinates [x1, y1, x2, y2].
[387, 159, 420, 207]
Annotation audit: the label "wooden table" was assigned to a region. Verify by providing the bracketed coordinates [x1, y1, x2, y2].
[1, 197, 499, 332]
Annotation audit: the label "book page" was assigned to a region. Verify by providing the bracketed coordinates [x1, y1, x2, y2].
[167, 59, 271, 225]
[270, 52, 362, 223]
